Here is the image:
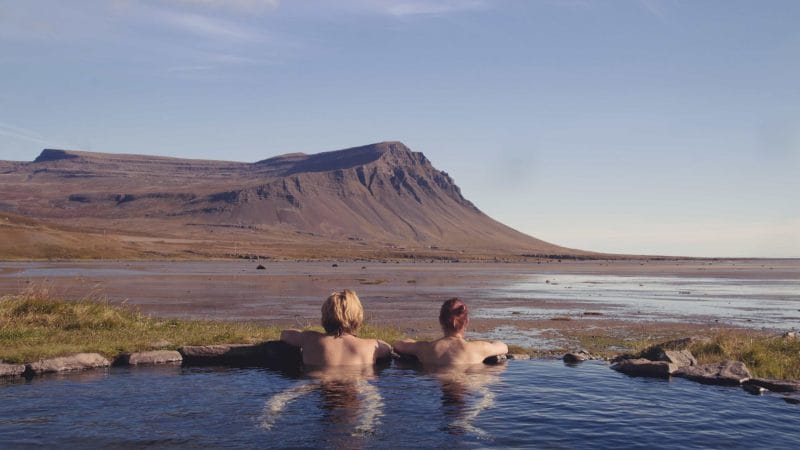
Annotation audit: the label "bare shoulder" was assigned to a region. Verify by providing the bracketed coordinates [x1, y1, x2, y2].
[280, 329, 324, 347]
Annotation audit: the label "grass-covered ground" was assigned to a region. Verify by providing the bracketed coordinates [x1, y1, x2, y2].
[0, 287, 402, 364]
[2, 287, 798, 380]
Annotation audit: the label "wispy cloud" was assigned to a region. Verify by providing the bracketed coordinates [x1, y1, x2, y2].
[378, 0, 489, 17]
[160, 0, 281, 14]
[637, 0, 667, 18]
[0, 122, 51, 146]
[152, 10, 264, 42]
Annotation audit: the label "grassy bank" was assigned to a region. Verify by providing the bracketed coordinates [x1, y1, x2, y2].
[2, 289, 798, 380]
[0, 288, 405, 364]
[690, 332, 800, 380]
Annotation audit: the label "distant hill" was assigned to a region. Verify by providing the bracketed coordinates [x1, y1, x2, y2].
[0, 141, 593, 260]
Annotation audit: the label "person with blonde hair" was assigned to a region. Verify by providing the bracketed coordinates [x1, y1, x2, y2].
[393, 298, 508, 366]
[280, 289, 392, 367]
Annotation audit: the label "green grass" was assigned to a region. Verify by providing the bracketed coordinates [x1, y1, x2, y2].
[0, 287, 283, 363]
[689, 331, 800, 380]
[0, 286, 412, 364]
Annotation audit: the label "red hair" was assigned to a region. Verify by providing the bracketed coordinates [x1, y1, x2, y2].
[439, 298, 468, 334]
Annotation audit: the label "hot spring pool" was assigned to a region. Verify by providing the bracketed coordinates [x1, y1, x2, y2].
[1, 360, 797, 448]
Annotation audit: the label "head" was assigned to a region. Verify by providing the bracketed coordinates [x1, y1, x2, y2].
[439, 298, 469, 336]
[321, 289, 364, 337]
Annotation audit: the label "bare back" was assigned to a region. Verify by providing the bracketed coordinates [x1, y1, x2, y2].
[395, 336, 508, 366]
[281, 330, 390, 367]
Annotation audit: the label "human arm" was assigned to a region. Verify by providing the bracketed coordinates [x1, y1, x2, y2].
[392, 339, 420, 357]
[477, 340, 508, 359]
[375, 339, 392, 362]
[280, 329, 306, 348]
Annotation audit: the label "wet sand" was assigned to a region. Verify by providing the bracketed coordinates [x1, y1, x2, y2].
[1, 259, 798, 349]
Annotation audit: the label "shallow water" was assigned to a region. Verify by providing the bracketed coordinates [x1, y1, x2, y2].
[479, 274, 800, 329]
[1, 360, 798, 449]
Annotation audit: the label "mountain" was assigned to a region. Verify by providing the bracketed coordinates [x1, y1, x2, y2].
[0, 141, 590, 260]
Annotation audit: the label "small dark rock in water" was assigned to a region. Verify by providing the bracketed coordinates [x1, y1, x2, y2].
[742, 384, 766, 395]
[563, 350, 592, 363]
[332, 263, 339, 268]
[256, 264, 266, 270]
[783, 396, 800, 405]
[744, 378, 800, 393]
[484, 354, 508, 364]
[361, 266, 367, 270]
[674, 360, 751, 386]
[0, 363, 26, 378]
[611, 358, 676, 378]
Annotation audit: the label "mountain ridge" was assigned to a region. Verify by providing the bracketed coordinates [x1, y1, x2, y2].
[0, 141, 592, 260]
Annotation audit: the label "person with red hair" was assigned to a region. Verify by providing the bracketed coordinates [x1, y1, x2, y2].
[393, 298, 508, 365]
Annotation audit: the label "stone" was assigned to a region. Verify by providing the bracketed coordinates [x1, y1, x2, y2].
[507, 353, 531, 360]
[256, 264, 266, 270]
[744, 378, 800, 393]
[742, 384, 766, 395]
[639, 337, 708, 360]
[0, 363, 26, 377]
[563, 350, 592, 363]
[611, 358, 676, 378]
[656, 349, 696, 368]
[25, 353, 110, 375]
[782, 331, 798, 340]
[484, 354, 508, 364]
[674, 360, 751, 386]
[179, 341, 302, 369]
[117, 350, 183, 366]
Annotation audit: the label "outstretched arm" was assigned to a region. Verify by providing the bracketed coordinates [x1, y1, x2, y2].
[280, 329, 305, 348]
[478, 340, 508, 358]
[393, 339, 419, 357]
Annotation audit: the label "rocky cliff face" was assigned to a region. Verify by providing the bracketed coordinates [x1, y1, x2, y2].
[0, 141, 584, 255]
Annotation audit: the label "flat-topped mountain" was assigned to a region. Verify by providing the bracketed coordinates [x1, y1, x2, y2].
[0, 142, 589, 260]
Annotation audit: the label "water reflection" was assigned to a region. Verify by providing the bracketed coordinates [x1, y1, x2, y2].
[425, 363, 506, 437]
[260, 365, 384, 438]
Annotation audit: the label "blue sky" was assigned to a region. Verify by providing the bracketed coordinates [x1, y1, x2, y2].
[1, 0, 798, 257]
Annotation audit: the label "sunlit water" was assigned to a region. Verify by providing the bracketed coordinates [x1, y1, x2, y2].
[1, 361, 798, 449]
[477, 274, 800, 329]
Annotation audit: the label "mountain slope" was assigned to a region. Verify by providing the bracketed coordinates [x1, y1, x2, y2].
[0, 141, 589, 259]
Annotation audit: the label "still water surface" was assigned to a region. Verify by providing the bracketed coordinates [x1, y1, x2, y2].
[1, 360, 797, 449]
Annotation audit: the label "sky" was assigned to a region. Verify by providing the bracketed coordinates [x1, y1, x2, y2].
[1, 0, 798, 257]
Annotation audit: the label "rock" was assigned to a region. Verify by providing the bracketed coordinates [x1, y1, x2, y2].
[744, 378, 800, 393]
[742, 384, 766, 395]
[116, 350, 183, 366]
[611, 358, 676, 378]
[0, 363, 26, 377]
[639, 337, 708, 360]
[507, 353, 531, 360]
[25, 353, 110, 375]
[484, 354, 508, 364]
[656, 349, 696, 368]
[179, 341, 302, 368]
[256, 264, 266, 270]
[674, 360, 751, 385]
[782, 396, 800, 405]
[563, 350, 592, 363]
[782, 331, 798, 340]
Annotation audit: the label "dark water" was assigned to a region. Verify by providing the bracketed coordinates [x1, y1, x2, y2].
[1, 361, 798, 449]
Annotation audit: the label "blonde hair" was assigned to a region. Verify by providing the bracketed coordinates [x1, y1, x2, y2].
[321, 289, 364, 337]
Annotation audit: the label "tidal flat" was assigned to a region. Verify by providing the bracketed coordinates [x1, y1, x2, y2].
[1, 259, 797, 352]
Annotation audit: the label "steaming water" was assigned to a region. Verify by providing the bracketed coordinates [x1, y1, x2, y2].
[1, 361, 798, 449]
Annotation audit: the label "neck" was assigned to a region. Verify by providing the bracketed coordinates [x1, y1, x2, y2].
[444, 331, 465, 339]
